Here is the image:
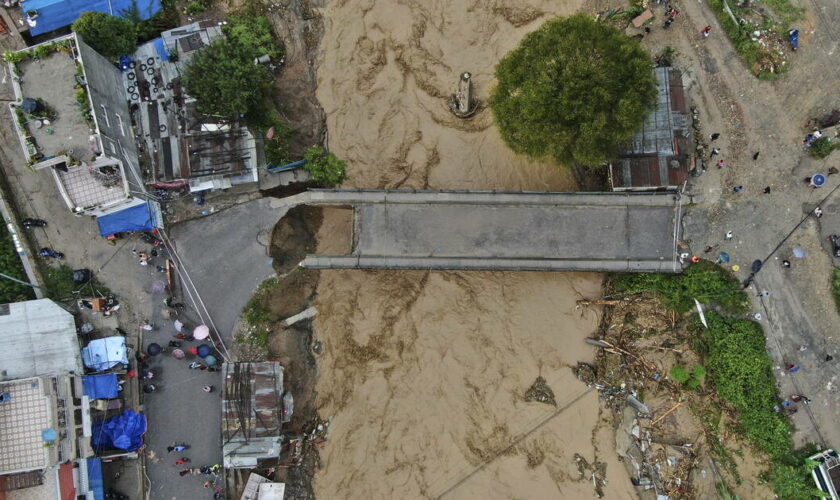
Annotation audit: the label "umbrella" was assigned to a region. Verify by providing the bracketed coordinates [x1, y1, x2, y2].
[188, 347, 199, 356]
[147, 343, 162, 356]
[811, 174, 826, 187]
[197, 344, 213, 358]
[793, 247, 806, 259]
[174, 320, 184, 333]
[204, 355, 217, 366]
[718, 252, 730, 263]
[171, 348, 185, 360]
[751, 260, 762, 273]
[193, 325, 210, 340]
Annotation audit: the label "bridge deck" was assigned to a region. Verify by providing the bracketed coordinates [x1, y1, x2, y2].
[298, 190, 685, 273]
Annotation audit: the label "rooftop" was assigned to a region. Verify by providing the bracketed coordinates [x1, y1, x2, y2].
[15, 48, 94, 163]
[21, 0, 162, 36]
[0, 378, 54, 474]
[129, 22, 259, 190]
[0, 299, 81, 379]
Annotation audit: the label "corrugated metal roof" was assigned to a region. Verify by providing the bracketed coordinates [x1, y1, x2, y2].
[0, 299, 81, 379]
[22, 0, 162, 37]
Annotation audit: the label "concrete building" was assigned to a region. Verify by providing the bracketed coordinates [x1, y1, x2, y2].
[608, 67, 692, 191]
[130, 21, 260, 192]
[0, 299, 95, 499]
[7, 35, 141, 218]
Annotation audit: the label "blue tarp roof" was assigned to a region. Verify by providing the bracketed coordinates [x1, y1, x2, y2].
[82, 336, 128, 372]
[97, 201, 154, 237]
[86, 458, 105, 500]
[22, 0, 162, 36]
[153, 37, 169, 61]
[83, 373, 119, 399]
[91, 409, 147, 452]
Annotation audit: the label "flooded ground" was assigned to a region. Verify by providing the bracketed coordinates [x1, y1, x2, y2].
[310, 0, 638, 497]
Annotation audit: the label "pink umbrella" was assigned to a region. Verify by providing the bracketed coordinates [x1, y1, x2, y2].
[171, 348, 185, 360]
[193, 325, 210, 340]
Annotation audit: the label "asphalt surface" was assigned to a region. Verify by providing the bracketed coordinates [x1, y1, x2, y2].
[168, 198, 287, 343]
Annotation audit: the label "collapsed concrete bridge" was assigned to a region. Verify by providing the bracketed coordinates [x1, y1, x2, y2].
[285, 189, 688, 273]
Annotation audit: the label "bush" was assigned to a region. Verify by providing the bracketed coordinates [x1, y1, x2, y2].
[72, 11, 138, 59]
[671, 364, 706, 390]
[614, 260, 748, 314]
[3, 50, 29, 63]
[832, 268, 840, 313]
[0, 225, 34, 303]
[769, 461, 823, 499]
[490, 14, 656, 166]
[809, 136, 837, 159]
[224, 15, 282, 59]
[303, 146, 347, 186]
[700, 313, 792, 459]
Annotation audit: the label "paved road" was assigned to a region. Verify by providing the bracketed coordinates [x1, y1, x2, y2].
[168, 197, 287, 344]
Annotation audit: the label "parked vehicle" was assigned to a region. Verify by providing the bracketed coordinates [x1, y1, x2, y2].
[21, 218, 46, 228]
[37, 247, 63, 259]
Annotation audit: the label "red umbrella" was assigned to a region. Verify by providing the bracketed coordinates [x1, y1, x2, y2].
[188, 347, 199, 356]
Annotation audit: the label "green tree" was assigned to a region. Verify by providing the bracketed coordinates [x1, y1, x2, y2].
[490, 14, 656, 166]
[72, 12, 138, 59]
[224, 16, 282, 59]
[304, 146, 347, 186]
[769, 461, 824, 500]
[181, 37, 274, 120]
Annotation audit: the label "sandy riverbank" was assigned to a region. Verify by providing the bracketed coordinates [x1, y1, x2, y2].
[310, 0, 636, 497]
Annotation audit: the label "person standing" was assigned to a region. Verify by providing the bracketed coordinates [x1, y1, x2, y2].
[763, 186, 771, 194]
[701, 25, 712, 37]
[725, 230, 733, 240]
[753, 151, 760, 160]
[716, 160, 727, 168]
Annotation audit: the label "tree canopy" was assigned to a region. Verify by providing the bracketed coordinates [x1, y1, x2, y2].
[72, 11, 138, 60]
[181, 37, 274, 121]
[490, 14, 657, 166]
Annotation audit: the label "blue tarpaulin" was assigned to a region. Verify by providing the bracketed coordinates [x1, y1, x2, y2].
[86, 458, 105, 500]
[22, 0, 162, 36]
[82, 374, 119, 399]
[97, 202, 154, 237]
[82, 336, 128, 371]
[153, 37, 169, 61]
[91, 409, 147, 452]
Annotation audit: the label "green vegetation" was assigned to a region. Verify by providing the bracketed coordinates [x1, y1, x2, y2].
[0, 225, 34, 303]
[2, 50, 27, 63]
[706, 0, 803, 78]
[237, 277, 281, 348]
[669, 364, 706, 390]
[72, 12, 138, 59]
[123, 0, 179, 43]
[808, 137, 838, 159]
[490, 14, 656, 166]
[832, 268, 840, 313]
[303, 146, 347, 186]
[43, 264, 110, 302]
[614, 260, 748, 314]
[182, 15, 279, 123]
[616, 261, 818, 496]
[263, 124, 296, 167]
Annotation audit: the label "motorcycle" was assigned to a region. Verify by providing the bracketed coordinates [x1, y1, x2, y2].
[21, 218, 46, 228]
[789, 29, 799, 51]
[38, 247, 64, 259]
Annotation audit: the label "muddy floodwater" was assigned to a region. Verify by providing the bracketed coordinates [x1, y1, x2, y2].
[311, 0, 635, 497]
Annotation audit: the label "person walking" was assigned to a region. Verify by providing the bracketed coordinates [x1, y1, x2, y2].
[710, 147, 720, 157]
[757, 290, 771, 297]
[733, 186, 743, 192]
[753, 151, 760, 160]
[725, 230, 733, 240]
[763, 186, 771, 194]
[782, 259, 791, 268]
[701, 25, 712, 37]
[173, 443, 188, 452]
[202, 385, 214, 393]
[716, 160, 727, 168]
[175, 457, 190, 465]
[710, 132, 720, 141]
